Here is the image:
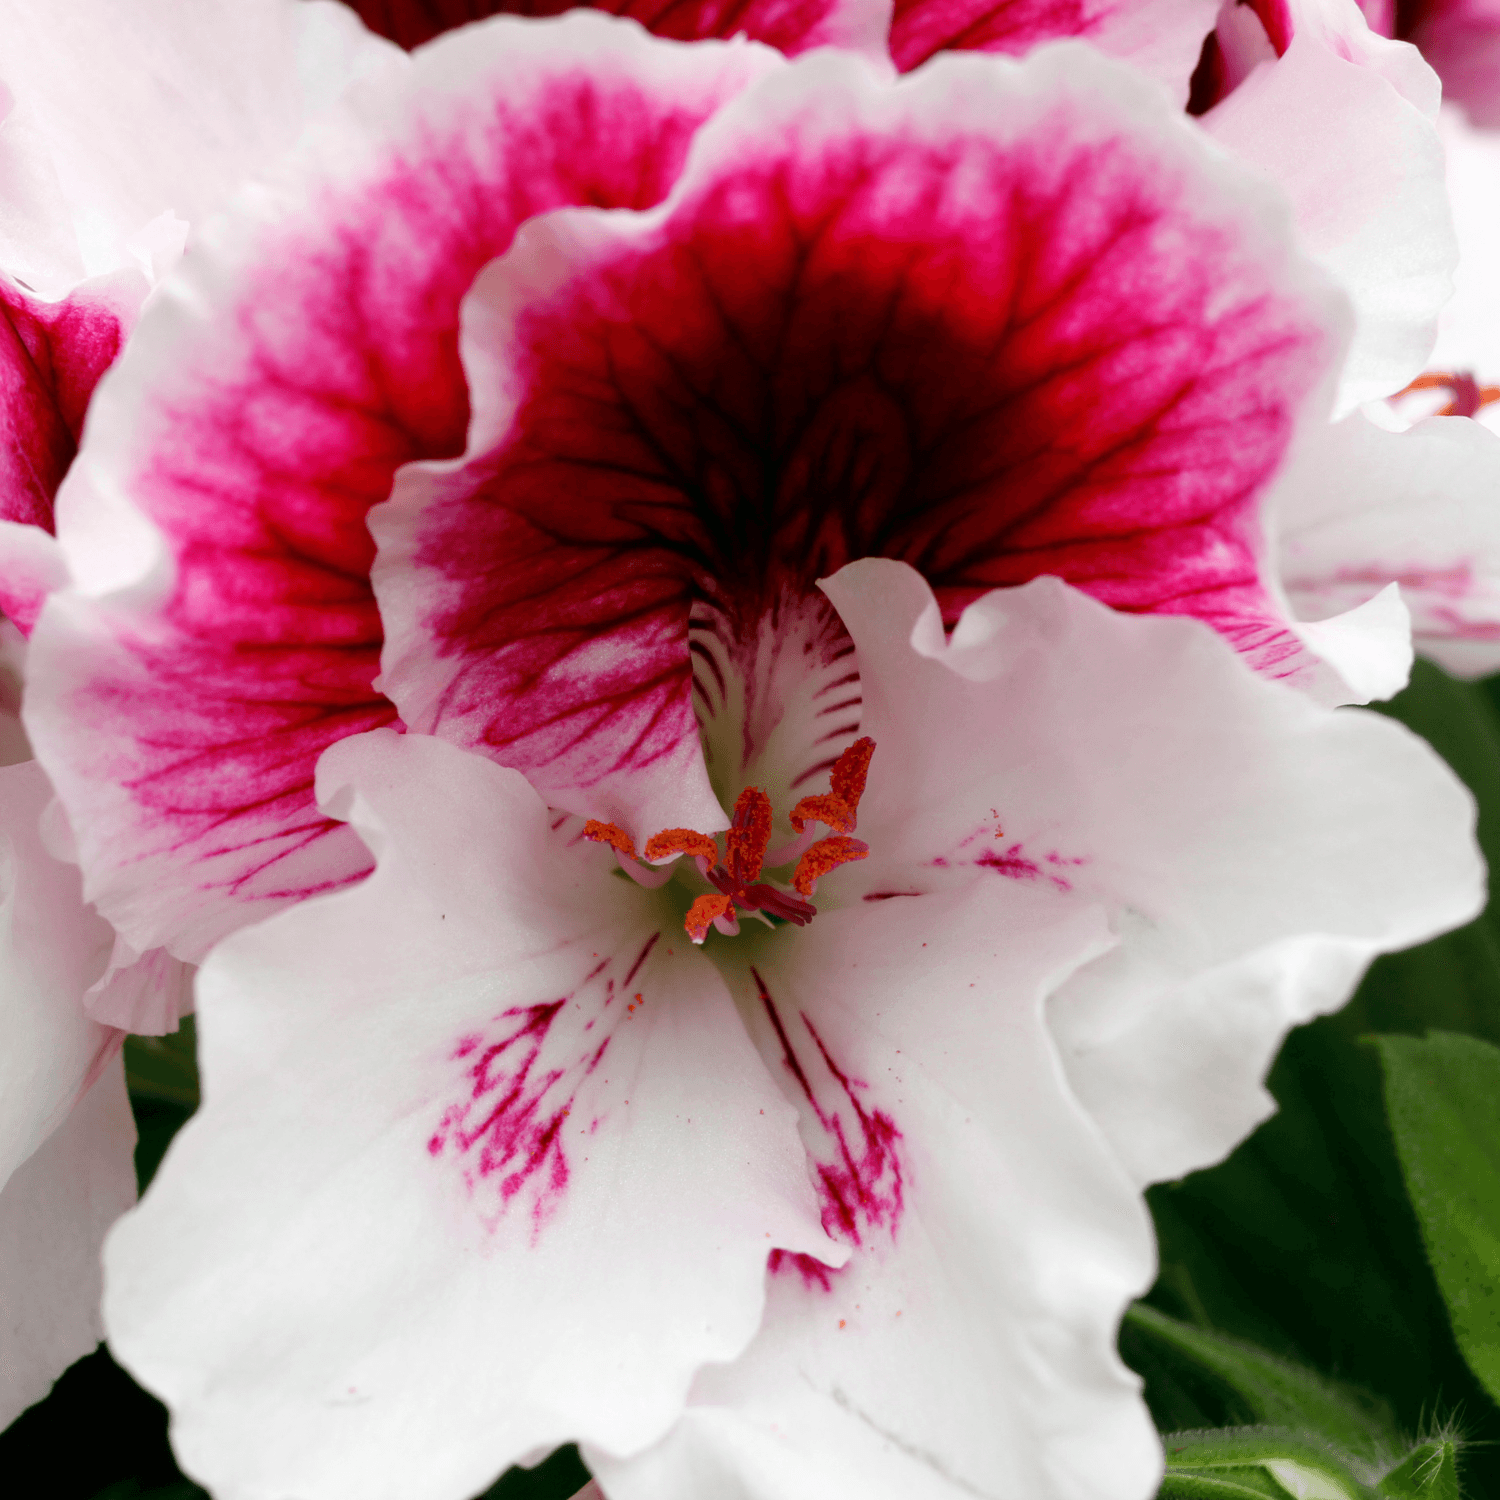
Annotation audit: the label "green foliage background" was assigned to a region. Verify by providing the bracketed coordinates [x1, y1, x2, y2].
[4, 660, 1499, 1498]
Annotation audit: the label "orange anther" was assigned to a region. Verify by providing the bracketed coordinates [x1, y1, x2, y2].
[643, 827, 720, 862]
[790, 737, 874, 833]
[583, 820, 637, 859]
[1398, 370, 1500, 417]
[685, 892, 735, 945]
[725, 787, 773, 886]
[792, 835, 870, 896]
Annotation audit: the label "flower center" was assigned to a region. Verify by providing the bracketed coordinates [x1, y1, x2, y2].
[585, 738, 876, 944]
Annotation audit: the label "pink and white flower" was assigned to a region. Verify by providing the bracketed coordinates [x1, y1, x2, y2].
[0, 0, 398, 1423]
[26, 13, 1425, 969]
[52, 19, 1476, 1500]
[103, 555, 1478, 1500]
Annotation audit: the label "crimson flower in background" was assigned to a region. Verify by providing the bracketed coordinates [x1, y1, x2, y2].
[67, 21, 1482, 1500]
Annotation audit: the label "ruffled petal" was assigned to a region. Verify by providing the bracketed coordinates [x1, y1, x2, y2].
[24, 15, 781, 961]
[0, 1056, 135, 1428]
[593, 884, 1154, 1500]
[821, 558, 1480, 1186]
[103, 729, 836, 1500]
[373, 40, 1347, 845]
[1278, 410, 1500, 677]
[1201, 31, 1454, 410]
[342, 0, 892, 57]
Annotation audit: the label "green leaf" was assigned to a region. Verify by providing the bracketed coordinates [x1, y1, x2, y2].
[1373, 1031, 1500, 1405]
[1377, 1440, 1461, 1500]
[1126, 1306, 1397, 1461]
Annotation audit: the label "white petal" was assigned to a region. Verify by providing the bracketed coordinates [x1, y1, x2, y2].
[0, 0, 400, 286]
[0, 758, 114, 1180]
[1278, 410, 1500, 677]
[592, 882, 1155, 1500]
[0, 1055, 135, 1428]
[821, 559, 1479, 1187]
[1202, 33, 1455, 410]
[104, 729, 835, 1500]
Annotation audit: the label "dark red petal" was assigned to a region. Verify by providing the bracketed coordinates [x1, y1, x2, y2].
[382, 48, 1338, 794]
[26, 19, 777, 959]
[889, 0, 1218, 79]
[343, 0, 886, 56]
[0, 271, 138, 629]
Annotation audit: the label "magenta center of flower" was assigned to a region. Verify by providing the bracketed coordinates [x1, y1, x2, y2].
[585, 737, 876, 943]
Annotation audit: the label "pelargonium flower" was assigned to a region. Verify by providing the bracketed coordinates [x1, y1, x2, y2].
[51, 21, 1475, 1500]
[0, 0, 398, 1421]
[27, 12, 1433, 971]
[103, 554, 1479, 1500]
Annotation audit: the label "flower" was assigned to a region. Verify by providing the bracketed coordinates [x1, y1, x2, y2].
[0, 0, 399, 1422]
[102, 558, 1479, 1500]
[61, 23, 1479, 1500]
[28, 15, 1415, 971]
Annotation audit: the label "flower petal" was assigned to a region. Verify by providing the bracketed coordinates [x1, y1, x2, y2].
[0, 1055, 135, 1429]
[1201, 31, 1455, 410]
[0, 756, 131, 1425]
[889, 0, 1217, 102]
[372, 40, 1346, 839]
[24, 15, 782, 961]
[0, 269, 143, 630]
[1278, 410, 1500, 677]
[104, 729, 836, 1500]
[1430, 104, 1500, 395]
[0, 758, 115, 1182]
[821, 558, 1480, 1185]
[592, 882, 1155, 1500]
[0, 0, 399, 289]
[342, 0, 892, 58]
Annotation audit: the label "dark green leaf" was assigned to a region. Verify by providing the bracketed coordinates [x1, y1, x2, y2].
[1127, 1307, 1396, 1460]
[1373, 1032, 1500, 1404]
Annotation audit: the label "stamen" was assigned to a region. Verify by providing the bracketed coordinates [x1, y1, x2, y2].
[597, 741, 878, 945]
[792, 835, 870, 896]
[1399, 370, 1500, 418]
[790, 737, 875, 834]
[643, 828, 720, 863]
[686, 893, 735, 944]
[583, 819, 638, 859]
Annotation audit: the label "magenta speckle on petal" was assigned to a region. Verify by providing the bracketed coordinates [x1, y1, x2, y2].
[754, 969, 904, 1290]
